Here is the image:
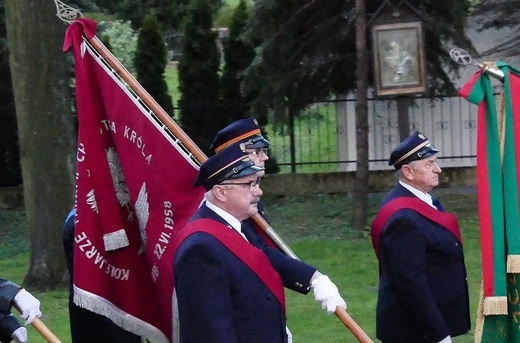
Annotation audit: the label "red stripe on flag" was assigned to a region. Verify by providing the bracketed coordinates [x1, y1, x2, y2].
[476, 102, 495, 297]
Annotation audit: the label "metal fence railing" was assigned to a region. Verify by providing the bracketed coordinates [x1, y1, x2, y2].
[172, 93, 497, 174]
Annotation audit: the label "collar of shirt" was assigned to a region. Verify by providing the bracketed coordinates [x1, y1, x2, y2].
[205, 200, 244, 235]
[399, 180, 436, 209]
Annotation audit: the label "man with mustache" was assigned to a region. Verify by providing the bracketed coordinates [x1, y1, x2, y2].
[370, 131, 470, 343]
[172, 143, 346, 342]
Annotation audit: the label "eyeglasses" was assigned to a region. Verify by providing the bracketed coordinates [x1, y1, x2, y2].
[220, 178, 262, 192]
[248, 148, 269, 156]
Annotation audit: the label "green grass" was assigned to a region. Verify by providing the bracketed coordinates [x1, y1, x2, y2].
[1, 191, 481, 342]
[165, 64, 179, 112]
[265, 104, 340, 174]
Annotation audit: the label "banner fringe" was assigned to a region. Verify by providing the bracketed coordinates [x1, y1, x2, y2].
[474, 280, 484, 343]
[73, 286, 169, 343]
[483, 296, 508, 315]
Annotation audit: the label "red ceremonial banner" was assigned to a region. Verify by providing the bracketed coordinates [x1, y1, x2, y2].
[63, 18, 205, 342]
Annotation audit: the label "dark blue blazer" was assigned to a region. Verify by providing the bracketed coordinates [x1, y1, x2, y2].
[174, 203, 316, 343]
[0, 278, 21, 343]
[375, 183, 470, 342]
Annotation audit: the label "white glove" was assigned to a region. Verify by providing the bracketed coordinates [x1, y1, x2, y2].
[438, 336, 452, 343]
[11, 327, 28, 343]
[286, 326, 292, 343]
[311, 274, 347, 314]
[14, 289, 42, 325]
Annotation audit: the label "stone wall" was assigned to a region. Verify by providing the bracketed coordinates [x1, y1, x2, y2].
[261, 166, 477, 196]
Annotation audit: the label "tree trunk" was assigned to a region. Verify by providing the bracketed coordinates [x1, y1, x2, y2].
[351, 0, 369, 231]
[5, 0, 76, 289]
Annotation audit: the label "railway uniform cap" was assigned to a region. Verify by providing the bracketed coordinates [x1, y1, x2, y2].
[388, 131, 439, 170]
[194, 143, 264, 191]
[209, 117, 270, 154]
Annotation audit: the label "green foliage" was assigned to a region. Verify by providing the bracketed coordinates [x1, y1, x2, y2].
[243, 0, 476, 128]
[471, 0, 520, 57]
[221, 0, 255, 121]
[134, 12, 173, 116]
[99, 20, 138, 74]
[66, 0, 99, 12]
[178, 0, 225, 151]
[214, 0, 247, 27]
[95, 0, 223, 32]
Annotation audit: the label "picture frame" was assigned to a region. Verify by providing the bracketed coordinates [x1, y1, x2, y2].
[372, 21, 426, 96]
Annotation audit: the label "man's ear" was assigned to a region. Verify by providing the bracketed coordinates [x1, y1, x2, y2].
[212, 185, 227, 202]
[401, 165, 414, 180]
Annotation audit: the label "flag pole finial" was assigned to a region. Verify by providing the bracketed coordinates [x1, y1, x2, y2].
[54, 0, 82, 24]
[450, 47, 504, 82]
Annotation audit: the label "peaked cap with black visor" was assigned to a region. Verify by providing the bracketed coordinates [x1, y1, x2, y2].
[388, 131, 439, 170]
[209, 117, 270, 154]
[194, 143, 264, 191]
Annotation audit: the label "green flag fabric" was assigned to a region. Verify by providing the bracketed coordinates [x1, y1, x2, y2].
[461, 63, 520, 342]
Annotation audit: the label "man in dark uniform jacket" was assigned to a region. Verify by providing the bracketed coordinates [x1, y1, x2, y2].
[172, 143, 346, 342]
[370, 131, 470, 343]
[62, 210, 142, 343]
[0, 278, 41, 343]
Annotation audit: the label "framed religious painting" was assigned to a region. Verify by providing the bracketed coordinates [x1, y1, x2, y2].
[372, 21, 426, 96]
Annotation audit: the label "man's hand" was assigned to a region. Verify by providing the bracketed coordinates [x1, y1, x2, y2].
[11, 327, 28, 343]
[13, 289, 42, 325]
[311, 274, 347, 314]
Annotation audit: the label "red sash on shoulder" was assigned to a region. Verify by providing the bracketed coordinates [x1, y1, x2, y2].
[370, 197, 462, 259]
[172, 218, 286, 312]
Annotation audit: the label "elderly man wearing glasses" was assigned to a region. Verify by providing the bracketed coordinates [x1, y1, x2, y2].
[172, 143, 346, 343]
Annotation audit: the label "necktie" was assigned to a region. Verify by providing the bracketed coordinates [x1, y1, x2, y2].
[432, 197, 444, 212]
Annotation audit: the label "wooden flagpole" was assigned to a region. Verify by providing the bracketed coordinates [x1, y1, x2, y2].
[13, 304, 62, 343]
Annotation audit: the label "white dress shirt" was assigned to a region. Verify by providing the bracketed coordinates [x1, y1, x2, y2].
[399, 180, 437, 209]
[205, 200, 248, 241]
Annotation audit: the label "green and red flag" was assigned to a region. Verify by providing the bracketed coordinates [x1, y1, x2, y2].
[460, 63, 520, 341]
